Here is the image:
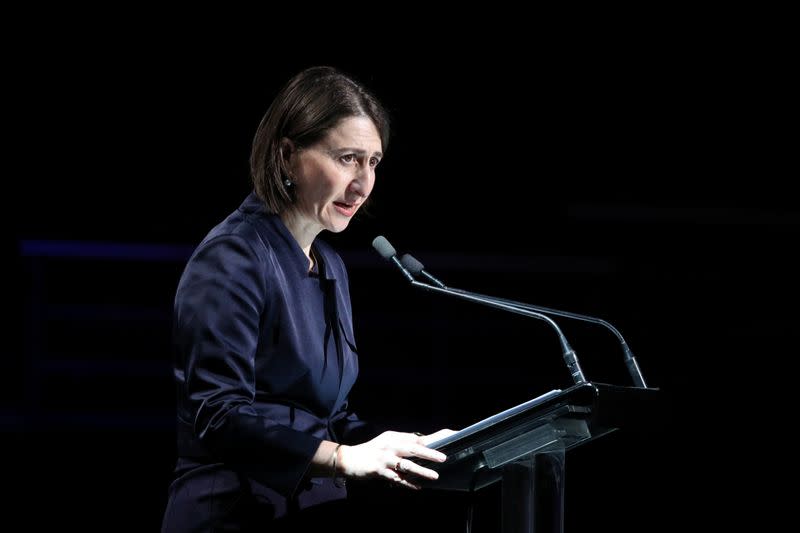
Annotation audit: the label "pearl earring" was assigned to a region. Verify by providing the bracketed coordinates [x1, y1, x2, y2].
[283, 178, 293, 188]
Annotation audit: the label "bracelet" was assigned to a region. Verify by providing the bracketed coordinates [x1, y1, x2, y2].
[331, 443, 346, 488]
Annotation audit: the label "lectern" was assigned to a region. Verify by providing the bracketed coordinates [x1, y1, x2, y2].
[370, 238, 661, 531]
[419, 382, 661, 533]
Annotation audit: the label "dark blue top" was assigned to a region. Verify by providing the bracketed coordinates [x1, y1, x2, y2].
[172, 192, 372, 498]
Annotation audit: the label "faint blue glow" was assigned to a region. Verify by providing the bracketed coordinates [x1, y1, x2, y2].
[20, 240, 195, 261]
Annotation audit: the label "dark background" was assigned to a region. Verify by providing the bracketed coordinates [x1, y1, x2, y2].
[7, 19, 795, 532]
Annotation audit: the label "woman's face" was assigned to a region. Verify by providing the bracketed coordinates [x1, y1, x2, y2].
[288, 116, 383, 234]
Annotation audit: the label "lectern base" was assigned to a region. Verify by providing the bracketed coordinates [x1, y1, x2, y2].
[502, 449, 566, 533]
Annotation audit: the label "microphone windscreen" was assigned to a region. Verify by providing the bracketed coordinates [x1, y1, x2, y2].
[371, 235, 396, 259]
[399, 254, 425, 275]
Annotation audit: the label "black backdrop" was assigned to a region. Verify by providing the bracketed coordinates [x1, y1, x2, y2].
[7, 25, 796, 532]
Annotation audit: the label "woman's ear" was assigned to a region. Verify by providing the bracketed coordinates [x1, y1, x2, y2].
[279, 138, 295, 165]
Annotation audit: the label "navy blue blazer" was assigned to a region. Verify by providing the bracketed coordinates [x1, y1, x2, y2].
[172, 192, 373, 498]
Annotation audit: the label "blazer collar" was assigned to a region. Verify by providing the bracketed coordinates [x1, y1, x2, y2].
[239, 191, 338, 282]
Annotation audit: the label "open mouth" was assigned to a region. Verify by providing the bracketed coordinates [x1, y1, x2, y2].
[333, 201, 357, 217]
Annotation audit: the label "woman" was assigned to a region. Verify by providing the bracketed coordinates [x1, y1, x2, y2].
[161, 66, 453, 531]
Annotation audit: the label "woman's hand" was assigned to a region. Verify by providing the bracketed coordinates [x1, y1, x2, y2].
[338, 430, 450, 490]
[417, 428, 458, 447]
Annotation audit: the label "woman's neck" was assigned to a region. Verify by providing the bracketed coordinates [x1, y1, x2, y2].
[280, 209, 321, 269]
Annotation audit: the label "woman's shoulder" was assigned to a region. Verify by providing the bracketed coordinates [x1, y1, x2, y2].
[200, 193, 282, 247]
[186, 199, 276, 264]
[199, 213, 265, 252]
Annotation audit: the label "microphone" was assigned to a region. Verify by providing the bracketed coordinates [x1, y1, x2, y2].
[400, 253, 648, 388]
[373, 236, 587, 385]
[371, 236, 414, 283]
[398, 253, 446, 288]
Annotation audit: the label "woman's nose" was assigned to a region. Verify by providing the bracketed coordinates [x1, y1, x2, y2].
[350, 170, 372, 197]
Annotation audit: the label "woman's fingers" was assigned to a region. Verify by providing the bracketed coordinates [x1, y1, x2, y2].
[394, 457, 439, 481]
[394, 476, 421, 490]
[375, 435, 447, 463]
[380, 464, 422, 490]
[407, 444, 447, 463]
[418, 428, 458, 447]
